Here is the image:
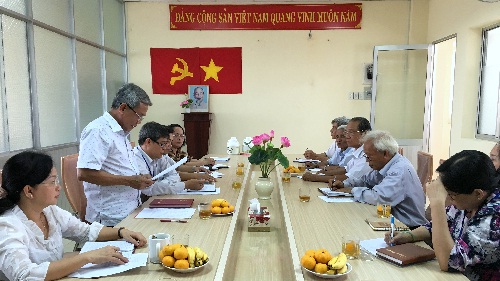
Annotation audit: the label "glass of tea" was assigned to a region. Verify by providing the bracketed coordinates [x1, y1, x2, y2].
[232, 175, 243, 189]
[282, 171, 291, 183]
[377, 202, 391, 218]
[198, 202, 211, 219]
[342, 236, 360, 259]
[299, 187, 310, 202]
[297, 162, 306, 172]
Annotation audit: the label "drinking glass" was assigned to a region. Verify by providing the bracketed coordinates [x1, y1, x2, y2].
[282, 171, 291, 183]
[377, 202, 391, 218]
[299, 187, 310, 202]
[342, 236, 360, 259]
[198, 202, 211, 219]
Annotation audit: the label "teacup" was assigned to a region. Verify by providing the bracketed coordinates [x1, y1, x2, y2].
[148, 233, 171, 263]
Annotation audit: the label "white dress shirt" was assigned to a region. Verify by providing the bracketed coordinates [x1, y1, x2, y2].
[345, 153, 428, 228]
[133, 146, 185, 195]
[0, 205, 103, 281]
[344, 145, 372, 181]
[327, 147, 354, 166]
[325, 141, 338, 158]
[77, 112, 142, 226]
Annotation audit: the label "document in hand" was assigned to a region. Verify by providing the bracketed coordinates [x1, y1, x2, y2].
[365, 218, 409, 231]
[376, 243, 435, 266]
[318, 187, 353, 197]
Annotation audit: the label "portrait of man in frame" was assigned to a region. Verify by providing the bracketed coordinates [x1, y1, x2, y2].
[188, 85, 209, 112]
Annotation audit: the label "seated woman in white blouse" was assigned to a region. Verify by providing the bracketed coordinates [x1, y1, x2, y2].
[0, 151, 147, 281]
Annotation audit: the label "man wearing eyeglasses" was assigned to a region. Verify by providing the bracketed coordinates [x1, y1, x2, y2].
[302, 117, 372, 183]
[330, 130, 428, 229]
[77, 83, 154, 226]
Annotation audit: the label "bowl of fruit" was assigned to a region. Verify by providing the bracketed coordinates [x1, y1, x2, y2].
[160, 244, 209, 273]
[301, 249, 352, 279]
[211, 199, 235, 216]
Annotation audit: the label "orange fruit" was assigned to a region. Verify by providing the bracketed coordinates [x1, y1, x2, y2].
[173, 246, 188, 260]
[211, 199, 224, 207]
[212, 206, 222, 214]
[314, 263, 328, 274]
[174, 259, 189, 269]
[221, 206, 230, 214]
[314, 249, 332, 264]
[162, 256, 175, 267]
[228, 205, 235, 212]
[220, 200, 230, 208]
[305, 249, 316, 257]
[300, 254, 316, 270]
[162, 245, 175, 256]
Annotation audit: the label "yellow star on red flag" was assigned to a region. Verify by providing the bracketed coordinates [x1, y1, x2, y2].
[200, 59, 223, 82]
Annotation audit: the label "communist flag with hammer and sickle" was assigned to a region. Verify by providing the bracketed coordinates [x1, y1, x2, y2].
[150, 47, 242, 94]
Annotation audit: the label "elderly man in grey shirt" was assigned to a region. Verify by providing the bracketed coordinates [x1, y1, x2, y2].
[330, 130, 428, 229]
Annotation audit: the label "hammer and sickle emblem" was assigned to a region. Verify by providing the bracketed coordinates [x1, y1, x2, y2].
[170, 58, 193, 85]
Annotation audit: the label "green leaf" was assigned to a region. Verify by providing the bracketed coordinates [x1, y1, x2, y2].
[276, 152, 289, 168]
[248, 149, 268, 164]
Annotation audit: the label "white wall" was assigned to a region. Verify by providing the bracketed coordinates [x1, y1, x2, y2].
[427, 0, 500, 156]
[126, 1, 422, 155]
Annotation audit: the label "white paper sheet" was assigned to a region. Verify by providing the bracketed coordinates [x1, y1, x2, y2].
[186, 183, 216, 192]
[80, 241, 135, 254]
[210, 171, 224, 178]
[135, 207, 196, 219]
[318, 187, 353, 197]
[178, 188, 221, 195]
[69, 253, 148, 278]
[293, 158, 320, 163]
[152, 157, 187, 180]
[318, 196, 355, 203]
[211, 157, 230, 161]
[360, 238, 388, 256]
[308, 168, 322, 173]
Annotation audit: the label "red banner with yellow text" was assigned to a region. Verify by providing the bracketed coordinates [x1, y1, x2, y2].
[150, 47, 242, 94]
[170, 4, 362, 30]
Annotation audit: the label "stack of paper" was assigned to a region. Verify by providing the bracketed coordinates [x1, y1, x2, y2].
[69, 241, 148, 278]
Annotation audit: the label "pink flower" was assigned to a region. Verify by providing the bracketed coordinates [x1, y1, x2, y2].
[260, 133, 270, 142]
[281, 137, 291, 148]
[252, 135, 263, 146]
[269, 130, 275, 138]
[180, 101, 184, 106]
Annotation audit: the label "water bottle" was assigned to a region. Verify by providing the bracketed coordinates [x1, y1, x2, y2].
[242, 137, 253, 153]
[227, 137, 240, 155]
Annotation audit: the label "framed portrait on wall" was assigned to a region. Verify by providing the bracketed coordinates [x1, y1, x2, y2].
[188, 85, 209, 112]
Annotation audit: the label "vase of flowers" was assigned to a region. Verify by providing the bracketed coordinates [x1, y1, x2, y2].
[180, 94, 193, 113]
[248, 130, 290, 199]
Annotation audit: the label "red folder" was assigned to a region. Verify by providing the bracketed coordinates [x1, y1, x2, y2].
[149, 199, 194, 208]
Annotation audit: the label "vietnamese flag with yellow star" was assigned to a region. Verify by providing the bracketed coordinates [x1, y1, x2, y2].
[150, 47, 242, 94]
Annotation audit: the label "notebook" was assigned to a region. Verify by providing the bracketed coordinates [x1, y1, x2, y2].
[318, 187, 353, 197]
[365, 218, 409, 231]
[376, 243, 435, 266]
[149, 198, 194, 208]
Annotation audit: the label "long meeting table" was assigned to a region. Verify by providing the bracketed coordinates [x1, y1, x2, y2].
[62, 155, 467, 281]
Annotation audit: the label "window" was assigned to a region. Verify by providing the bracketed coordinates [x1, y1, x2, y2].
[0, 0, 126, 153]
[477, 24, 500, 139]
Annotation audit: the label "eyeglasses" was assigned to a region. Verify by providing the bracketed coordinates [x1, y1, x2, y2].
[40, 176, 60, 186]
[345, 130, 363, 136]
[362, 153, 372, 161]
[153, 140, 170, 148]
[171, 133, 186, 139]
[126, 104, 144, 121]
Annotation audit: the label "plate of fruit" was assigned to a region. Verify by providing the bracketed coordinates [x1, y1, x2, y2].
[210, 199, 235, 216]
[301, 250, 352, 279]
[284, 165, 302, 176]
[160, 244, 209, 273]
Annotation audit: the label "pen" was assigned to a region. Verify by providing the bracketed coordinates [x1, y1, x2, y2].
[390, 215, 395, 246]
[160, 219, 188, 223]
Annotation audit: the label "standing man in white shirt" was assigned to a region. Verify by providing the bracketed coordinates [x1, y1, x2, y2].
[77, 83, 154, 226]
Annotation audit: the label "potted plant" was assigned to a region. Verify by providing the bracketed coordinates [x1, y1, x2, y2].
[180, 94, 193, 113]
